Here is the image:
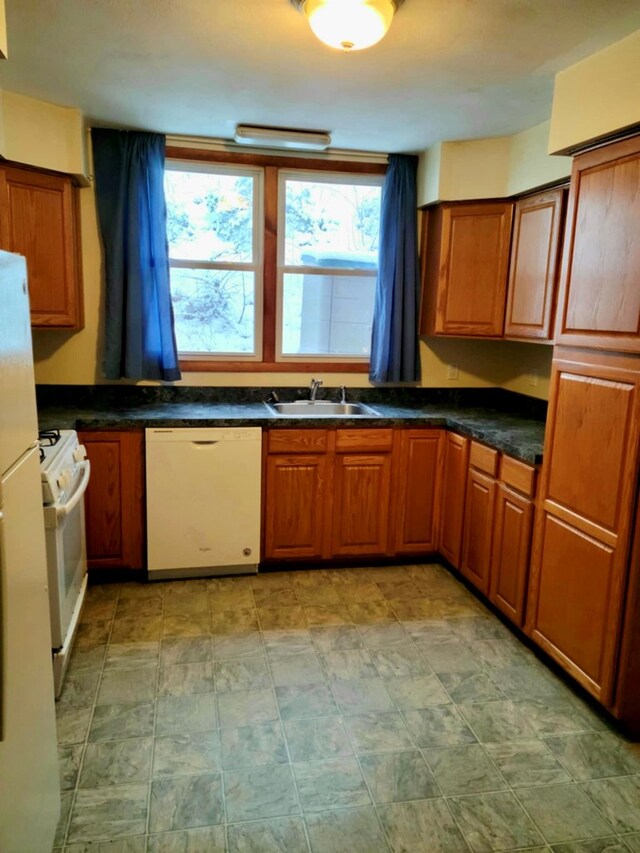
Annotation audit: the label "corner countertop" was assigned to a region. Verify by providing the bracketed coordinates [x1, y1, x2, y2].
[37, 398, 546, 465]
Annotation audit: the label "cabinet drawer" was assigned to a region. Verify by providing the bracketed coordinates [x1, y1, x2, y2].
[469, 441, 499, 476]
[335, 429, 394, 452]
[268, 429, 328, 454]
[500, 455, 536, 497]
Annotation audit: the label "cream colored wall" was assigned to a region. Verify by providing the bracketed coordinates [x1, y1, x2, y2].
[31, 179, 551, 400]
[549, 29, 640, 154]
[439, 137, 511, 200]
[0, 90, 87, 178]
[507, 121, 571, 196]
[0, 1, 6, 59]
[417, 122, 571, 206]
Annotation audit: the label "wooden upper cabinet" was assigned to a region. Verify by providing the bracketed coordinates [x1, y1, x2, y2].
[505, 188, 565, 340]
[527, 348, 640, 704]
[555, 136, 640, 352]
[438, 432, 469, 568]
[79, 431, 145, 571]
[393, 429, 443, 555]
[0, 164, 83, 328]
[420, 201, 513, 337]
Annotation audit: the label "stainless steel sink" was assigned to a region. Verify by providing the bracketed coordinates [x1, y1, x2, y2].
[266, 400, 379, 417]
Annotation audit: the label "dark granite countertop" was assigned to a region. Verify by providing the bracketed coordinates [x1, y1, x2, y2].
[37, 388, 546, 464]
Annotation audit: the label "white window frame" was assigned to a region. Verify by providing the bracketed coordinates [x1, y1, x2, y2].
[165, 159, 264, 361]
[276, 169, 383, 363]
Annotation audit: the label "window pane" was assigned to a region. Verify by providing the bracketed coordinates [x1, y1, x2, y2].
[282, 272, 375, 357]
[284, 179, 381, 267]
[165, 169, 254, 263]
[170, 267, 256, 355]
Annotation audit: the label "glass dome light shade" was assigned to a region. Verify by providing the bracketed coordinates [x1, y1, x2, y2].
[302, 0, 396, 51]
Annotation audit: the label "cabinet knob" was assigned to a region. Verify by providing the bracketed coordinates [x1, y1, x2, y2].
[243, 548, 252, 557]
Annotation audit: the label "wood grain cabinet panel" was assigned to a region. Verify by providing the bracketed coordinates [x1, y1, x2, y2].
[331, 453, 392, 557]
[0, 163, 83, 328]
[555, 136, 640, 352]
[79, 431, 145, 571]
[393, 429, 443, 554]
[461, 466, 496, 595]
[438, 432, 470, 568]
[264, 454, 328, 560]
[505, 188, 565, 340]
[420, 201, 513, 337]
[489, 484, 533, 626]
[527, 348, 640, 704]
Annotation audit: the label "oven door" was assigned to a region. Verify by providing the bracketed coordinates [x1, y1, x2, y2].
[44, 460, 90, 649]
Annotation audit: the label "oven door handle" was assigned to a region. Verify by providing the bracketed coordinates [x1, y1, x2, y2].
[55, 460, 91, 521]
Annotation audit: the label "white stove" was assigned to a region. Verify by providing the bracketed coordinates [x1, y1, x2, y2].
[38, 428, 91, 697]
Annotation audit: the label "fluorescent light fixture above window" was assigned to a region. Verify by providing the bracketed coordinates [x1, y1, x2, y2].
[234, 124, 332, 151]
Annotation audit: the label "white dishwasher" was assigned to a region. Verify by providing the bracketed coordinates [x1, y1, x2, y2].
[146, 427, 262, 579]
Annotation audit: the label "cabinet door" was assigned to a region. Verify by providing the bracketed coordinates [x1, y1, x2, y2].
[79, 431, 145, 571]
[264, 454, 328, 560]
[393, 430, 442, 554]
[505, 188, 565, 340]
[555, 136, 640, 352]
[461, 467, 496, 595]
[527, 348, 640, 703]
[438, 432, 469, 568]
[0, 164, 83, 328]
[489, 484, 533, 626]
[426, 202, 513, 336]
[331, 453, 392, 557]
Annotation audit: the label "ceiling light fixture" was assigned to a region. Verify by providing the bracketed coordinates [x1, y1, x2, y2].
[234, 124, 332, 151]
[291, 0, 403, 52]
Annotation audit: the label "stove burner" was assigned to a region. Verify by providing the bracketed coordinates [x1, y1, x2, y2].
[38, 428, 61, 447]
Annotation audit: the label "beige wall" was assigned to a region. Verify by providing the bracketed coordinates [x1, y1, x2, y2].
[1, 88, 548, 399]
[417, 121, 571, 206]
[0, 90, 87, 178]
[549, 29, 640, 154]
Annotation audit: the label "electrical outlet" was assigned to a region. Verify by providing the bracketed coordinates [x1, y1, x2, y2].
[528, 370, 538, 387]
[447, 363, 459, 381]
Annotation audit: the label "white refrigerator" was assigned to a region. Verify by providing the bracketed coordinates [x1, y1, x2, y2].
[0, 251, 60, 851]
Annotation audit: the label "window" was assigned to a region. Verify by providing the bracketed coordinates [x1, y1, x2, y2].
[278, 172, 383, 361]
[165, 162, 263, 358]
[164, 152, 385, 370]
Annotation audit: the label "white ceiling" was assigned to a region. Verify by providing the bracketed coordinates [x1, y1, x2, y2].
[1, 0, 640, 153]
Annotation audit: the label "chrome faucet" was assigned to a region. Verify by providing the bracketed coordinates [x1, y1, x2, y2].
[309, 378, 322, 401]
[339, 385, 347, 404]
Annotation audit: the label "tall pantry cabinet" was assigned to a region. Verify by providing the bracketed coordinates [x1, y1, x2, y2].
[526, 135, 640, 724]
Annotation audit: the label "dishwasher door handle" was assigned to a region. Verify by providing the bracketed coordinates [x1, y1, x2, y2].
[192, 440, 219, 446]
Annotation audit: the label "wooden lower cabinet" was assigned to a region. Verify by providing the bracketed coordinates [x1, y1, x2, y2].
[331, 452, 392, 557]
[438, 432, 469, 568]
[393, 430, 443, 554]
[461, 466, 496, 595]
[489, 484, 533, 626]
[79, 430, 145, 571]
[263, 427, 440, 562]
[526, 348, 640, 706]
[264, 454, 328, 560]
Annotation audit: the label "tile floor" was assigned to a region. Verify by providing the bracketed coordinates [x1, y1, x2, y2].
[54, 563, 640, 852]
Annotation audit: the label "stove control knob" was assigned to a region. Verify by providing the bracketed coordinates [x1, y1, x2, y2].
[73, 445, 87, 463]
[57, 470, 72, 493]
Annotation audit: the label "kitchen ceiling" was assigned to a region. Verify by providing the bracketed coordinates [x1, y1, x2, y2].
[2, 0, 640, 153]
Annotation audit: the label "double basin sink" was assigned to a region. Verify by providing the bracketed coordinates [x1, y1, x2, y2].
[266, 400, 379, 418]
